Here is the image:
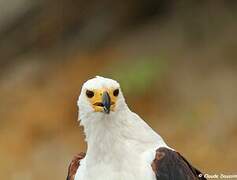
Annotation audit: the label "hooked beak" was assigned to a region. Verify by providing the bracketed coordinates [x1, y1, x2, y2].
[102, 91, 111, 114]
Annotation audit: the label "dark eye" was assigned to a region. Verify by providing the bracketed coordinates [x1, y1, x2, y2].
[113, 89, 119, 97]
[86, 90, 94, 98]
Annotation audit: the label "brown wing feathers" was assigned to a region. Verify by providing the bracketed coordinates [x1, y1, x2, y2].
[66, 152, 86, 180]
[152, 147, 206, 180]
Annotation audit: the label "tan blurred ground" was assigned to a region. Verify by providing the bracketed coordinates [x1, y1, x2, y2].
[0, 1, 237, 179]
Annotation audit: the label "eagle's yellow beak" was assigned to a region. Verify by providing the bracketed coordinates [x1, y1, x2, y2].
[86, 88, 119, 113]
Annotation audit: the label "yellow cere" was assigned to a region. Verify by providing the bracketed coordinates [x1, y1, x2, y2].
[87, 88, 118, 112]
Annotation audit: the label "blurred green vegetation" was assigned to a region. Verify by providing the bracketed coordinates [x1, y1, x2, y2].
[106, 57, 167, 94]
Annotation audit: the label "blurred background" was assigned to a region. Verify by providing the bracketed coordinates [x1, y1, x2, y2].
[0, 0, 237, 179]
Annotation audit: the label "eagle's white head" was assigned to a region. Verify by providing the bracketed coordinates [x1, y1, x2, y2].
[77, 76, 128, 127]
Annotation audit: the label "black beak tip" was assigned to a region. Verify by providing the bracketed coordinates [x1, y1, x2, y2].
[103, 107, 110, 114]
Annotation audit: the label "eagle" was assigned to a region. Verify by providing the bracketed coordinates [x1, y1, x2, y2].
[67, 76, 206, 180]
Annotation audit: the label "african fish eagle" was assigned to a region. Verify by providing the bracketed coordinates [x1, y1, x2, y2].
[66, 76, 206, 180]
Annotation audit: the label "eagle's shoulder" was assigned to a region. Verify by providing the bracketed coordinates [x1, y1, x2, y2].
[151, 147, 206, 180]
[66, 152, 86, 180]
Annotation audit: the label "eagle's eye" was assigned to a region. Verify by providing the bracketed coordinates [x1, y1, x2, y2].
[113, 89, 119, 97]
[86, 90, 94, 98]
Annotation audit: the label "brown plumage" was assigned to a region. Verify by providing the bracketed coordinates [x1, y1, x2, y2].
[152, 147, 206, 180]
[66, 152, 85, 180]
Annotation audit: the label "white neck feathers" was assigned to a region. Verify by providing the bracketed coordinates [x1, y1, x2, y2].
[80, 108, 167, 158]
